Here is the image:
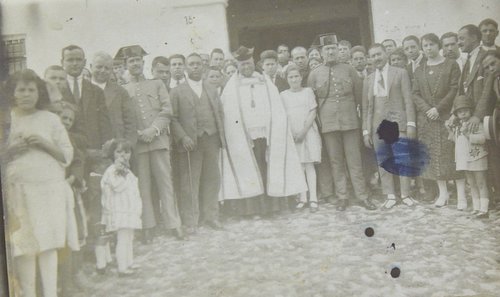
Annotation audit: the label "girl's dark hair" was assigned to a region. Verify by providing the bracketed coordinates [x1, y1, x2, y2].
[389, 48, 408, 64]
[421, 33, 442, 49]
[103, 138, 133, 160]
[4, 69, 51, 109]
[285, 64, 301, 78]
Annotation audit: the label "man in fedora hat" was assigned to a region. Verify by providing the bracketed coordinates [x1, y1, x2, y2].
[308, 33, 377, 211]
[219, 46, 307, 217]
[118, 45, 184, 241]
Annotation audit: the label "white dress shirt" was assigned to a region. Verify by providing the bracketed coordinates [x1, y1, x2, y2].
[67, 74, 83, 96]
[373, 63, 389, 97]
[91, 79, 107, 90]
[411, 53, 424, 73]
[169, 76, 186, 90]
[467, 45, 481, 74]
[187, 77, 203, 98]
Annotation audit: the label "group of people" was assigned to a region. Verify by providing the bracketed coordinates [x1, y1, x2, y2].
[2, 16, 500, 297]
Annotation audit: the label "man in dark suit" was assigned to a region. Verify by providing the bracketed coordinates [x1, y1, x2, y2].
[479, 18, 500, 52]
[260, 50, 289, 92]
[170, 53, 226, 233]
[169, 54, 187, 90]
[458, 24, 498, 208]
[403, 35, 425, 79]
[362, 43, 417, 209]
[119, 45, 184, 241]
[61, 45, 112, 150]
[90, 51, 137, 144]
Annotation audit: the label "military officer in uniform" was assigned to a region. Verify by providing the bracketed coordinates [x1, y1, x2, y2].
[307, 34, 377, 211]
[116, 45, 184, 242]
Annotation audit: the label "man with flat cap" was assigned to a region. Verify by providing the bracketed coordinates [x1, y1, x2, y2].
[308, 33, 377, 211]
[219, 46, 307, 217]
[117, 45, 184, 241]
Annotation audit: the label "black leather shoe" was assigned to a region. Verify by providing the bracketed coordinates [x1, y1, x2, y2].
[173, 227, 186, 240]
[206, 220, 223, 230]
[336, 199, 348, 211]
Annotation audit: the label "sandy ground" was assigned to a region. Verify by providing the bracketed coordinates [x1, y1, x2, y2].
[74, 197, 500, 297]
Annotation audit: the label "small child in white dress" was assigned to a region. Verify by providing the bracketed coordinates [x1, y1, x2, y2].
[447, 95, 489, 218]
[101, 139, 142, 276]
[280, 65, 322, 212]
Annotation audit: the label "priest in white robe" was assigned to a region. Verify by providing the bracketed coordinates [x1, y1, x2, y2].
[219, 46, 307, 216]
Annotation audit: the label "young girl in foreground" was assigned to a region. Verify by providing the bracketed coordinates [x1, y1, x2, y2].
[447, 95, 489, 218]
[101, 139, 142, 276]
[280, 65, 322, 212]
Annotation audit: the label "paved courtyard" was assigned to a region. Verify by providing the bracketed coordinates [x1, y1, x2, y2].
[76, 198, 500, 297]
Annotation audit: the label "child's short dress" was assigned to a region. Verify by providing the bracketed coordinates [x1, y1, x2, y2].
[454, 122, 488, 171]
[280, 87, 322, 163]
[100, 164, 142, 232]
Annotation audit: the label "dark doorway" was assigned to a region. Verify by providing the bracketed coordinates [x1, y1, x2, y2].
[227, 0, 373, 55]
[238, 18, 361, 56]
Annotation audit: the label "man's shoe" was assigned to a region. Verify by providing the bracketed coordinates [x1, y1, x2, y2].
[173, 227, 186, 240]
[360, 199, 377, 210]
[336, 199, 348, 211]
[206, 220, 223, 230]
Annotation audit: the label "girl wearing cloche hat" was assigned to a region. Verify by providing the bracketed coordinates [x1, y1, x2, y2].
[446, 95, 489, 218]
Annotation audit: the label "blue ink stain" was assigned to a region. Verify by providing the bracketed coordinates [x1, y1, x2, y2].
[376, 120, 429, 177]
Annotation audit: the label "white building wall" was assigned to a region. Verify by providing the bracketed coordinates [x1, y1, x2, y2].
[2, 0, 230, 76]
[371, 0, 500, 45]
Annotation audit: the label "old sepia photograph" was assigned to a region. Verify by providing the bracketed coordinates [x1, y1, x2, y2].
[1, 0, 500, 296]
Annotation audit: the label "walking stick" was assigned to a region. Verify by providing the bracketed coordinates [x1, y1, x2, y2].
[187, 150, 196, 229]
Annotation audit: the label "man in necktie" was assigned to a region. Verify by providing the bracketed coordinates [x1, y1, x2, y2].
[169, 54, 186, 90]
[362, 43, 416, 209]
[170, 53, 226, 233]
[307, 33, 377, 211]
[403, 35, 424, 79]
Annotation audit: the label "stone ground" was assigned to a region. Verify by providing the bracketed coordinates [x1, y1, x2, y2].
[73, 196, 500, 297]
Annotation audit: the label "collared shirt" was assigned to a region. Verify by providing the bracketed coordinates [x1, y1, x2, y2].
[187, 77, 203, 98]
[410, 53, 424, 73]
[467, 45, 481, 74]
[169, 76, 186, 90]
[373, 63, 389, 97]
[67, 74, 83, 96]
[481, 42, 498, 51]
[456, 52, 468, 73]
[91, 79, 107, 90]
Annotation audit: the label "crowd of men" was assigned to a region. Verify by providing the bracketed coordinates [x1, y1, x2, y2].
[6, 16, 500, 292]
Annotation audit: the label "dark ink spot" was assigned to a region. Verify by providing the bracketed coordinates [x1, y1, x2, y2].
[164, 42, 168, 45]
[364, 227, 374, 237]
[235, 120, 238, 124]
[377, 120, 399, 144]
[375, 121, 429, 177]
[390, 267, 401, 278]
[65, 17, 73, 22]
[389, 243, 396, 250]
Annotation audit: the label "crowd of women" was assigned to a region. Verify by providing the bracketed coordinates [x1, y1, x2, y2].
[1, 17, 500, 297]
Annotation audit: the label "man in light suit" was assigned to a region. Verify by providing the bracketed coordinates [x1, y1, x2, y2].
[118, 45, 184, 242]
[170, 53, 226, 233]
[362, 44, 417, 209]
[90, 51, 137, 144]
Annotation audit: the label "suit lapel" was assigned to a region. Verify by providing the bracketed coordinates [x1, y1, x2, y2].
[183, 82, 197, 107]
[103, 84, 114, 108]
[62, 81, 77, 104]
[81, 80, 91, 117]
[466, 49, 485, 87]
[386, 66, 395, 94]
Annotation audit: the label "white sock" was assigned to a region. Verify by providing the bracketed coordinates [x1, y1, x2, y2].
[480, 198, 489, 213]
